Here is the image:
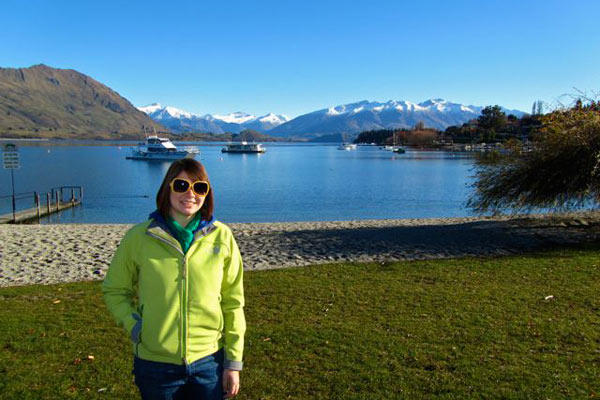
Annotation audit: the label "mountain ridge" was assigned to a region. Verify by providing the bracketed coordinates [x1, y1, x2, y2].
[140, 99, 526, 139]
[0, 64, 527, 140]
[138, 103, 290, 134]
[267, 99, 525, 139]
[0, 64, 164, 138]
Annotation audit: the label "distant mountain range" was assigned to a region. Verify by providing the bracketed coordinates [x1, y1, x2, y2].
[138, 103, 290, 134]
[0, 64, 527, 141]
[0, 64, 162, 138]
[268, 99, 525, 139]
[140, 99, 526, 140]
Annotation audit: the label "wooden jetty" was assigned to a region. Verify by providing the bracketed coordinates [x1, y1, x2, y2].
[0, 186, 83, 224]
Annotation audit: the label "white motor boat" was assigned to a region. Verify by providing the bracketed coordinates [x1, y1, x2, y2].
[338, 143, 357, 151]
[126, 136, 199, 161]
[221, 142, 266, 153]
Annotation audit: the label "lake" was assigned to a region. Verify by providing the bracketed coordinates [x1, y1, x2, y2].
[0, 142, 478, 224]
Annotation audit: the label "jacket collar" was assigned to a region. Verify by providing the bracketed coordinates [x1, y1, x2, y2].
[148, 210, 176, 237]
[147, 210, 217, 250]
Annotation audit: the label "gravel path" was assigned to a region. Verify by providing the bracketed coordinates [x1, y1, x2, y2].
[1, 212, 599, 287]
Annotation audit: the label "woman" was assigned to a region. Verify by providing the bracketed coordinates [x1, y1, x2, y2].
[103, 158, 245, 400]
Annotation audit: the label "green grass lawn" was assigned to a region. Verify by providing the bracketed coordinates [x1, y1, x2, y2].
[1, 246, 599, 399]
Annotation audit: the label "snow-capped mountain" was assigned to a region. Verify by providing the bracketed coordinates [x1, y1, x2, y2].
[138, 103, 289, 133]
[240, 113, 290, 132]
[138, 104, 193, 120]
[140, 99, 525, 138]
[268, 99, 525, 139]
[211, 111, 256, 124]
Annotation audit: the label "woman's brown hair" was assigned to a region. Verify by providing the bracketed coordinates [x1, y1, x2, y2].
[156, 158, 214, 221]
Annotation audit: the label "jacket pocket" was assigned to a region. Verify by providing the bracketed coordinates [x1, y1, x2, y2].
[137, 304, 181, 358]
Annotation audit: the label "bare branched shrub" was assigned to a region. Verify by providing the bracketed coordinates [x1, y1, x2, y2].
[468, 99, 600, 213]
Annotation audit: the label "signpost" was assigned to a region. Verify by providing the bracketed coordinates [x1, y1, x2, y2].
[3, 144, 20, 222]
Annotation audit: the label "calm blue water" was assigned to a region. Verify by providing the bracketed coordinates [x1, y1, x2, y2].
[0, 142, 478, 223]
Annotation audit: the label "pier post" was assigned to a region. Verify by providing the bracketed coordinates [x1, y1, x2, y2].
[35, 192, 40, 222]
[55, 191, 60, 211]
[11, 170, 16, 223]
[71, 188, 74, 204]
[46, 193, 51, 214]
[80, 186, 83, 202]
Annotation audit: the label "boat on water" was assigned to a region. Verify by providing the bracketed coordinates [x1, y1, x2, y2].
[338, 143, 357, 151]
[338, 132, 357, 151]
[383, 145, 405, 153]
[126, 136, 199, 161]
[221, 142, 266, 153]
[383, 131, 406, 154]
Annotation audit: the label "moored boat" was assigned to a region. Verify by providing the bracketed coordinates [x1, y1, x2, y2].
[221, 142, 266, 153]
[126, 136, 199, 160]
[384, 132, 406, 153]
[338, 143, 357, 151]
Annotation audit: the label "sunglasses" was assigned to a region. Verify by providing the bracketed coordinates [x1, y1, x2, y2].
[170, 178, 210, 196]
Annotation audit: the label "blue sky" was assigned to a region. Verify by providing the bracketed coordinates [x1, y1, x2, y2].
[1, 0, 598, 118]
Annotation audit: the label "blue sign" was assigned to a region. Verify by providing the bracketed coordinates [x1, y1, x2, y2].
[3, 143, 20, 169]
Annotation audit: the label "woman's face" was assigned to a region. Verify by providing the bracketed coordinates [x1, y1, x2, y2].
[169, 171, 206, 218]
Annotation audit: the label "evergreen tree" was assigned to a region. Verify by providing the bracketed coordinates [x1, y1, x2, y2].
[478, 105, 507, 131]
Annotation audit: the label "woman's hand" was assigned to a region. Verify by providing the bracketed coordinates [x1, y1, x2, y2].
[223, 369, 240, 398]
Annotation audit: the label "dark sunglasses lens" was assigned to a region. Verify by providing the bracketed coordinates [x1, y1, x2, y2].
[173, 179, 190, 193]
[193, 182, 209, 195]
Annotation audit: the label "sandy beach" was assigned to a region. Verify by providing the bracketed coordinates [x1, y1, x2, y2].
[1, 212, 599, 287]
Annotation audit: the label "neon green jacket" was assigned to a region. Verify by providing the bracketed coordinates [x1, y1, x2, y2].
[102, 218, 245, 370]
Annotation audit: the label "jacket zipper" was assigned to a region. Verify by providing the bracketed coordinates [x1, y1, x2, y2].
[147, 230, 188, 363]
[146, 225, 216, 365]
[181, 257, 188, 365]
[181, 228, 215, 364]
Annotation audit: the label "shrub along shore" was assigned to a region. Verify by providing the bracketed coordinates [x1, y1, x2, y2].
[0, 247, 599, 399]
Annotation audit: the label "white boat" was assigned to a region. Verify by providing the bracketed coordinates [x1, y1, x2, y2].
[126, 136, 199, 160]
[221, 142, 266, 153]
[338, 132, 357, 151]
[338, 143, 357, 151]
[383, 132, 405, 153]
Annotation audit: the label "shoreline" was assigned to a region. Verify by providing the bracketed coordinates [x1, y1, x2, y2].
[1, 211, 599, 287]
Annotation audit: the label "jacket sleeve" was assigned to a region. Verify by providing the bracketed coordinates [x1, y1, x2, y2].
[102, 230, 140, 340]
[221, 232, 246, 370]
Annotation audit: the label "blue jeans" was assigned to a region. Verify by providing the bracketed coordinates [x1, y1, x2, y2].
[133, 349, 224, 400]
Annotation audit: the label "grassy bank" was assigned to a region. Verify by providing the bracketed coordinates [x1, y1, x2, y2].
[1, 246, 599, 399]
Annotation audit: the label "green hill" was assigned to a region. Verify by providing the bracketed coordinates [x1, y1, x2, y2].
[0, 64, 166, 139]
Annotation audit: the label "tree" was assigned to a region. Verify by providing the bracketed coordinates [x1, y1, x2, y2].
[531, 100, 544, 115]
[468, 103, 600, 213]
[478, 105, 507, 133]
[354, 129, 396, 145]
[234, 129, 263, 142]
